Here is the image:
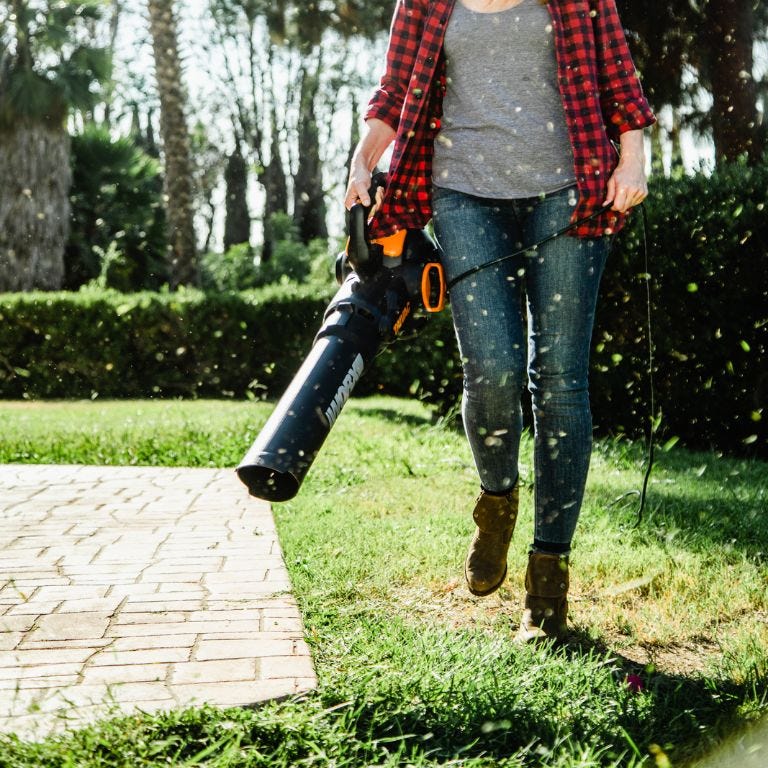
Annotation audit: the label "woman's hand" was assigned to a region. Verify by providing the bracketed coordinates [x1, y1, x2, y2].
[603, 129, 648, 213]
[344, 118, 396, 210]
[345, 158, 373, 209]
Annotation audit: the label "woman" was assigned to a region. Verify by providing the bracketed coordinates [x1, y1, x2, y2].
[345, 0, 655, 642]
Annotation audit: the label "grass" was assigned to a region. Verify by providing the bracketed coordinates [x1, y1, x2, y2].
[0, 396, 766, 766]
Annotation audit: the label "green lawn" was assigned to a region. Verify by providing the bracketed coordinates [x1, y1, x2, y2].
[0, 397, 766, 767]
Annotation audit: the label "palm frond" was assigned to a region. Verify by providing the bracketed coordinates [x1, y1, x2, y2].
[1, 0, 109, 124]
[0, 67, 65, 129]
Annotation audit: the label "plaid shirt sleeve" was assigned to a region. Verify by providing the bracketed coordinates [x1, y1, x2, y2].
[365, 1, 427, 131]
[589, 0, 656, 142]
[364, 0, 447, 238]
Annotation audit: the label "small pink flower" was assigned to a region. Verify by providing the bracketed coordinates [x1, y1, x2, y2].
[625, 674, 644, 693]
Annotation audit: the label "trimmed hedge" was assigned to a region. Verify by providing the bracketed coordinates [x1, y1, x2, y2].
[0, 162, 765, 457]
[0, 286, 329, 400]
[0, 284, 457, 403]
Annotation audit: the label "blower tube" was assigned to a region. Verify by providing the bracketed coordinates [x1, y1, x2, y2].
[236, 264, 409, 501]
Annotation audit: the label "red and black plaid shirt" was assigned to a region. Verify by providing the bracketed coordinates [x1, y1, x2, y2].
[365, 0, 656, 238]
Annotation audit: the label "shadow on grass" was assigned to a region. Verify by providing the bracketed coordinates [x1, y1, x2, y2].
[301, 623, 760, 768]
[353, 406, 435, 429]
[628, 485, 767, 559]
[562, 631, 750, 766]
[591, 448, 768, 558]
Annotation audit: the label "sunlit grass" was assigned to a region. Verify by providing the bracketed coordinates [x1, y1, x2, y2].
[0, 396, 766, 766]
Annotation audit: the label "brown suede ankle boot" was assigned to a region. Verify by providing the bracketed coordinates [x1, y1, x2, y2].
[464, 485, 519, 597]
[515, 552, 569, 643]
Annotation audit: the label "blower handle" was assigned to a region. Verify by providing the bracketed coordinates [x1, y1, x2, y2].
[421, 262, 446, 313]
[346, 172, 388, 276]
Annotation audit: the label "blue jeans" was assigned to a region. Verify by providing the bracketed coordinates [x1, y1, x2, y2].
[432, 185, 610, 547]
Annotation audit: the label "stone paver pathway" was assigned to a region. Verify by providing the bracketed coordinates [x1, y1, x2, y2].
[0, 464, 316, 740]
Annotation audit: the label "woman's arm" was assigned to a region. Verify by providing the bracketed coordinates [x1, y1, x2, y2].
[589, 0, 654, 211]
[590, 0, 656, 141]
[345, 0, 427, 209]
[364, 1, 428, 130]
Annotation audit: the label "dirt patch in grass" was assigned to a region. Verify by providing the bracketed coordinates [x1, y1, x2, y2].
[596, 634, 722, 677]
[390, 582, 726, 678]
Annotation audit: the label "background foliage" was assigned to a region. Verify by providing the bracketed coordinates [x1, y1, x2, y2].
[592, 157, 767, 458]
[1, 161, 765, 458]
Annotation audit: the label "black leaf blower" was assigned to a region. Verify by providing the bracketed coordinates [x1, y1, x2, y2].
[236, 175, 446, 502]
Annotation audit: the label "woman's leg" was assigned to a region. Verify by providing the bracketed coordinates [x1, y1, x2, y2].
[513, 186, 609, 642]
[433, 188, 528, 596]
[432, 187, 527, 492]
[521, 186, 610, 549]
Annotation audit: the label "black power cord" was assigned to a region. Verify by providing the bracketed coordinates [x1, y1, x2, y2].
[633, 203, 656, 527]
[446, 203, 613, 290]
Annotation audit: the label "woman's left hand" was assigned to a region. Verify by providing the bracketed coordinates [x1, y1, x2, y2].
[602, 129, 648, 213]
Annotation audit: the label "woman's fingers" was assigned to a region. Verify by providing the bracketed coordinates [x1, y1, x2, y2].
[613, 186, 647, 213]
[344, 168, 372, 209]
[603, 170, 648, 213]
[602, 176, 617, 209]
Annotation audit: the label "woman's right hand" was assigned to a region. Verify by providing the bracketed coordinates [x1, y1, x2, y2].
[345, 159, 373, 209]
[343, 118, 397, 210]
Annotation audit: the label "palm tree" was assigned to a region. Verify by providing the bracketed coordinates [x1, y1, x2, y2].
[146, 0, 198, 286]
[0, 0, 109, 291]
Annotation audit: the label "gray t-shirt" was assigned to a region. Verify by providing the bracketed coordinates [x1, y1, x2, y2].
[432, 0, 575, 198]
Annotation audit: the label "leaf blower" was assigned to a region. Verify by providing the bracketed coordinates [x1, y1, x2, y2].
[236, 174, 446, 502]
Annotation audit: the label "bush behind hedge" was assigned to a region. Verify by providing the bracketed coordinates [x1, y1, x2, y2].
[591, 159, 766, 458]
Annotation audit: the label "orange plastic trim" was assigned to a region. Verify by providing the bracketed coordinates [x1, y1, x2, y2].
[421, 262, 446, 312]
[372, 229, 407, 258]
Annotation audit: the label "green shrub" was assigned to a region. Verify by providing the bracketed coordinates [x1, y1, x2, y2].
[259, 235, 330, 286]
[200, 214, 338, 291]
[200, 243, 259, 292]
[593, 158, 767, 457]
[66, 126, 168, 290]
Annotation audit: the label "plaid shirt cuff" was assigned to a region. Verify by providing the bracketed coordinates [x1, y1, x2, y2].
[365, 88, 403, 132]
[604, 97, 656, 142]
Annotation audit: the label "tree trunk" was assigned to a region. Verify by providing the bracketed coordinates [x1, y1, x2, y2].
[147, 0, 198, 286]
[703, 0, 762, 163]
[102, 0, 122, 127]
[345, 91, 360, 175]
[649, 121, 665, 177]
[293, 58, 328, 244]
[257, 45, 289, 264]
[259, 122, 289, 263]
[0, 123, 70, 291]
[223, 143, 251, 250]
